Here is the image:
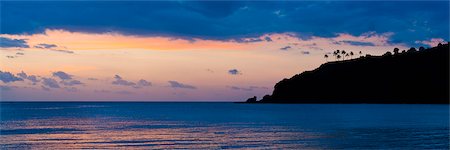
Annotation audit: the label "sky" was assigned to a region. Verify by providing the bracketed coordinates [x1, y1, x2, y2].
[0, 1, 449, 101]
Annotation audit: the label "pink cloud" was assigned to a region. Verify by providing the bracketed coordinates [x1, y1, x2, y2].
[415, 38, 445, 47]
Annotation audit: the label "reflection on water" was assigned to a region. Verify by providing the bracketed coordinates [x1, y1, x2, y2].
[1, 118, 322, 149]
[1, 102, 449, 149]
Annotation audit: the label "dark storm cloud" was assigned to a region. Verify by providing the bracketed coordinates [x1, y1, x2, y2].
[0, 37, 29, 48]
[168, 81, 197, 89]
[1, 1, 448, 45]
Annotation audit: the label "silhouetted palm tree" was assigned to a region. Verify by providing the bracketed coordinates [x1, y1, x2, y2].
[337, 54, 341, 60]
[324, 54, 329, 62]
[350, 51, 354, 59]
[393, 48, 399, 54]
[333, 50, 340, 61]
[359, 51, 362, 56]
[341, 50, 346, 60]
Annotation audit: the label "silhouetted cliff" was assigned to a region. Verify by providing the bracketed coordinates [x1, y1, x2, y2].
[248, 43, 449, 104]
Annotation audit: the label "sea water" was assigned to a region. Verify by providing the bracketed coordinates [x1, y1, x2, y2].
[1, 102, 448, 149]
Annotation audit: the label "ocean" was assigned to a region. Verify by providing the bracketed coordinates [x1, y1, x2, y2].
[0, 102, 448, 149]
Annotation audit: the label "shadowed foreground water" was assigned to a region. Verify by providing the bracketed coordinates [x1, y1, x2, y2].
[1, 102, 449, 149]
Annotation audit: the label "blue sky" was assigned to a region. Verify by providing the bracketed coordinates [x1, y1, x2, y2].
[2, 1, 448, 46]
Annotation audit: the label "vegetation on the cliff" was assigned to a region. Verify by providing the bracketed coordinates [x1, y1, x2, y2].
[247, 43, 449, 104]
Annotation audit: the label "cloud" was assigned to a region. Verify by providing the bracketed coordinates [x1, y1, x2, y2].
[60, 79, 83, 86]
[2, 1, 447, 45]
[112, 75, 152, 88]
[17, 71, 40, 83]
[87, 78, 98, 80]
[16, 71, 27, 79]
[112, 75, 136, 86]
[27, 75, 40, 83]
[233, 37, 263, 43]
[52, 71, 72, 80]
[50, 49, 75, 54]
[280, 46, 292, 50]
[341, 40, 376, 46]
[34, 43, 57, 49]
[16, 52, 24, 55]
[0, 71, 23, 83]
[168, 81, 197, 89]
[415, 38, 445, 47]
[137, 79, 152, 87]
[264, 36, 273, 42]
[0, 37, 29, 48]
[64, 87, 78, 92]
[229, 86, 269, 91]
[6, 56, 15, 58]
[41, 86, 50, 91]
[273, 10, 286, 17]
[229, 86, 252, 91]
[228, 69, 242, 75]
[41, 77, 60, 88]
[301, 51, 310, 55]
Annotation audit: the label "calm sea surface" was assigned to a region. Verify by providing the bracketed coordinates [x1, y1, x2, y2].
[0, 102, 448, 149]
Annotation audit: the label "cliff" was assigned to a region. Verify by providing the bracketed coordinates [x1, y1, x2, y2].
[249, 43, 449, 104]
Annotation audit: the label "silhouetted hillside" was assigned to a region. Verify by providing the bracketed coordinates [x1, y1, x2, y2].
[247, 43, 449, 104]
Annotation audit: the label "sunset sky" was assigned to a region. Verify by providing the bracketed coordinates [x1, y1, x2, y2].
[1, 1, 448, 101]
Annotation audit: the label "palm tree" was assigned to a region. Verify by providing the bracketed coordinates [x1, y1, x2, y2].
[341, 50, 346, 60]
[393, 48, 399, 54]
[333, 50, 340, 61]
[350, 51, 354, 59]
[324, 54, 329, 62]
[359, 51, 362, 56]
[336, 54, 341, 61]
